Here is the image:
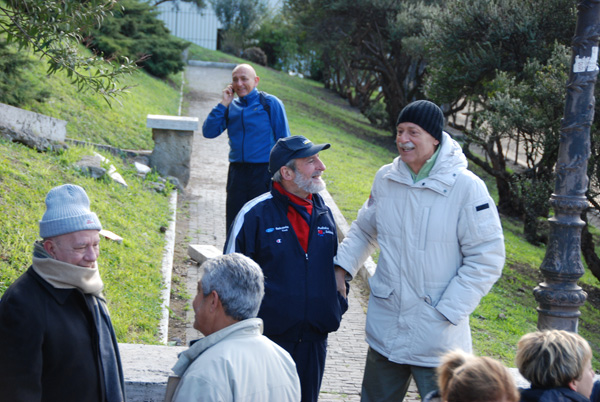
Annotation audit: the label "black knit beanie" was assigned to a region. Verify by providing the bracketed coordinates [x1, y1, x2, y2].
[396, 100, 444, 143]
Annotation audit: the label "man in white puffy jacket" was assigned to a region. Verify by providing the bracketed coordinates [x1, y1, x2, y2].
[171, 253, 301, 401]
[333, 100, 505, 401]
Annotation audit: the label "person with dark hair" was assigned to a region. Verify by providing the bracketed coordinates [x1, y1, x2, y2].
[333, 100, 505, 401]
[224, 135, 348, 402]
[202, 63, 290, 235]
[423, 350, 519, 402]
[170, 253, 300, 401]
[0, 184, 125, 402]
[516, 330, 596, 402]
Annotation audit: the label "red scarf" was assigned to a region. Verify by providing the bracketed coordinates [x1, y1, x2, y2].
[273, 182, 313, 252]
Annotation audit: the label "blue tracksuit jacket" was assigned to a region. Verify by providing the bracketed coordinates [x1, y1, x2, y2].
[224, 187, 347, 342]
[202, 88, 290, 163]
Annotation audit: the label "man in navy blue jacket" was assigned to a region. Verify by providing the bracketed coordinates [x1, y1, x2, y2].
[224, 135, 348, 402]
[202, 63, 290, 235]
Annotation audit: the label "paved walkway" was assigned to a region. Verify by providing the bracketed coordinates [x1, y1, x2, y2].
[180, 64, 420, 401]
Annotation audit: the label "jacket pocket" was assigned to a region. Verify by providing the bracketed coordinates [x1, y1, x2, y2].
[423, 295, 448, 322]
[367, 280, 396, 317]
[370, 280, 394, 299]
[365, 279, 396, 354]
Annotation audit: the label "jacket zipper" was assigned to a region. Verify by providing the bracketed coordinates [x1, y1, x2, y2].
[299, 208, 328, 342]
[240, 98, 246, 162]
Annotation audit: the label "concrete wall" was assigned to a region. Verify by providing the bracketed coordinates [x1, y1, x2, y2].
[0, 102, 66, 142]
[121, 343, 186, 402]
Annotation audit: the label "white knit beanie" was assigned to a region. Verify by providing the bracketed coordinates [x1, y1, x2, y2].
[39, 184, 102, 238]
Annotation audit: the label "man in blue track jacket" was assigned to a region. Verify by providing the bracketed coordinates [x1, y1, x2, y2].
[202, 63, 290, 235]
[224, 135, 348, 402]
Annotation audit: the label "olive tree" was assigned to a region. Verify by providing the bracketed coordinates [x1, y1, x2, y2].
[424, 0, 576, 242]
[465, 45, 568, 243]
[284, 0, 439, 131]
[0, 0, 138, 100]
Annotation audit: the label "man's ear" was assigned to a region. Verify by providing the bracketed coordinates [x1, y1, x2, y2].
[280, 165, 295, 181]
[42, 240, 55, 257]
[209, 290, 220, 313]
[255, 76, 260, 85]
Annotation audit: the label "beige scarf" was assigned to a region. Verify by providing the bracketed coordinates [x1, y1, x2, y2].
[31, 241, 104, 296]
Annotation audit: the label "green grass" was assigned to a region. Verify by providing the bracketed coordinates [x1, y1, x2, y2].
[0, 45, 181, 343]
[19, 46, 182, 150]
[471, 216, 600, 369]
[0, 139, 174, 343]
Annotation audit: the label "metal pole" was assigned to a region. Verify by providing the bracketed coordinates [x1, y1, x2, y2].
[534, 0, 600, 331]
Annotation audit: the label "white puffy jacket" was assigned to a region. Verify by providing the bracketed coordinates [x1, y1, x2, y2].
[334, 132, 505, 367]
[171, 318, 301, 401]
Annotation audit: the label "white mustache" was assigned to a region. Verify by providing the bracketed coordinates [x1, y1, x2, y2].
[399, 141, 415, 151]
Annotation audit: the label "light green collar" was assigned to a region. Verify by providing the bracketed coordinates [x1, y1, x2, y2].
[409, 145, 441, 182]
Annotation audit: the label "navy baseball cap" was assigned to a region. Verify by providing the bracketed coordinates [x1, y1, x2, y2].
[269, 135, 331, 174]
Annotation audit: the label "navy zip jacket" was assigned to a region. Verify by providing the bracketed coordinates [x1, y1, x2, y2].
[224, 186, 348, 342]
[520, 387, 591, 402]
[202, 88, 290, 163]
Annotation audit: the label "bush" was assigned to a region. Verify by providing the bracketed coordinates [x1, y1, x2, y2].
[241, 47, 267, 66]
[85, 0, 189, 78]
[219, 30, 244, 57]
[364, 100, 389, 129]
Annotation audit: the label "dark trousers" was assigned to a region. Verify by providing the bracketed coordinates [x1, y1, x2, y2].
[270, 337, 327, 402]
[361, 347, 438, 401]
[226, 162, 271, 236]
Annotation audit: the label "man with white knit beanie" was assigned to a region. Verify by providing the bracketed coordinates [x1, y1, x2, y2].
[0, 184, 126, 402]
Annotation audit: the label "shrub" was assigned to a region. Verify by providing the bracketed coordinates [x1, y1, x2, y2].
[241, 47, 267, 66]
[85, 0, 189, 78]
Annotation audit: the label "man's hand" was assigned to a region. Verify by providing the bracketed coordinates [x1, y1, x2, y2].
[334, 265, 348, 297]
[220, 84, 235, 107]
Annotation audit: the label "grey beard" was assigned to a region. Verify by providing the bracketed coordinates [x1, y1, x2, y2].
[294, 173, 326, 194]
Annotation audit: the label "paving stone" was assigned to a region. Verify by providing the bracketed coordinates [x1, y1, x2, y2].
[187, 244, 222, 264]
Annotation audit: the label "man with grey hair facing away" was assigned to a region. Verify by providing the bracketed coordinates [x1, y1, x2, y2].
[0, 184, 125, 402]
[171, 253, 301, 402]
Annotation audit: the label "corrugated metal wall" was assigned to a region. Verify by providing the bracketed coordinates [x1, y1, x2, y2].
[155, 1, 221, 50]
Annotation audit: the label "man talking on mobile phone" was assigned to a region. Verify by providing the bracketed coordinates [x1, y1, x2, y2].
[202, 63, 291, 236]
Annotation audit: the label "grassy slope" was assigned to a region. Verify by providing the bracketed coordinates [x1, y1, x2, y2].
[187, 46, 600, 369]
[20, 50, 182, 149]
[0, 48, 181, 343]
